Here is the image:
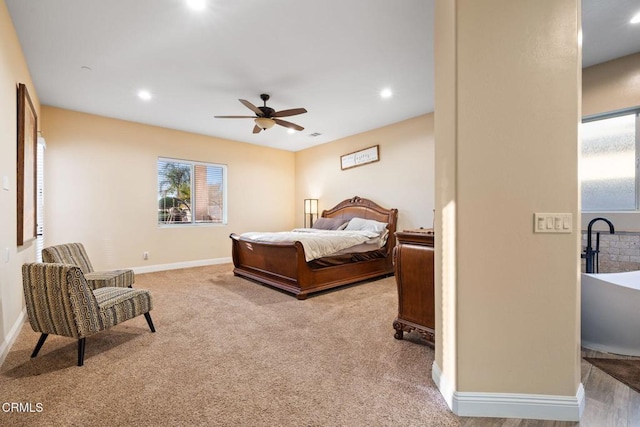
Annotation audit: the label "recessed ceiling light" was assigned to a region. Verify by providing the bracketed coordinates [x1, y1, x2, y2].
[631, 11, 640, 24]
[380, 88, 392, 99]
[137, 90, 152, 101]
[186, 0, 206, 11]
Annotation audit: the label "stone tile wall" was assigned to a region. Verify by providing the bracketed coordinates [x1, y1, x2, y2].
[581, 231, 640, 273]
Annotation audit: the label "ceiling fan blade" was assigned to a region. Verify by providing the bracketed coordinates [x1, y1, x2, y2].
[274, 118, 304, 131]
[214, 115, 256, 118]
[252, 124, 262, 134]
[272, 108, 308, 118]
[239, 99, 264, 116]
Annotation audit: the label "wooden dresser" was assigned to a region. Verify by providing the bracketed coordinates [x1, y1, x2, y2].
[392, 230, 435, 345]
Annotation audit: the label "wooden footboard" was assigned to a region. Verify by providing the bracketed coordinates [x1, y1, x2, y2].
[230, 235, 308, 297]
[230, 196, 397, 299]
[231, 233, 393, 299]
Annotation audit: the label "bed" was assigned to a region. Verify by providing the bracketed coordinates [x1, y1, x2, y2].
[230, 196, 398, 299]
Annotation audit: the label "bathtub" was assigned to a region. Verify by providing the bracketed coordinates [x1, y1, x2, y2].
[582, 271, 640, 356]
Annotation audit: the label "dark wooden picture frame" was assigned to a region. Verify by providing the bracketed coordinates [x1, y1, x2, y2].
[17, 83, 37, 246]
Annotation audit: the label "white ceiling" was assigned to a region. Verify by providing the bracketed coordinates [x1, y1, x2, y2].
[6, 0, 640, 152]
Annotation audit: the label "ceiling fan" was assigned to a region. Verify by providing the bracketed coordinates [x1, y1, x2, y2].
[214, 94, 307, 134]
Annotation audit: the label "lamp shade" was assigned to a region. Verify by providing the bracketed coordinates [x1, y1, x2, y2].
[304, 199, 318, 215]
[255, 117, 276, 130]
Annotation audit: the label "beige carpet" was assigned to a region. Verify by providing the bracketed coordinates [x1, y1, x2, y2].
[0, 264, 458, 426]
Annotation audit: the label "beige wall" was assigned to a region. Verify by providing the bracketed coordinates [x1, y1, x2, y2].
[435, 0, 581, 403]
[0, 0, 40, 362]
[433, 0, 457, 393]
[295, 115, 435, 231]
[581, 53, 640, 232]
[41, 107, 295, 270]
[583, 53, 640, 117]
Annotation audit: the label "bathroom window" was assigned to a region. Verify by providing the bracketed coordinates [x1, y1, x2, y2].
[581, 111, 640, 211]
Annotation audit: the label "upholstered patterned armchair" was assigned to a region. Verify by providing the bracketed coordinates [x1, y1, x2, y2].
[42, 242, 134, 289]
[22, 263, 155, 366]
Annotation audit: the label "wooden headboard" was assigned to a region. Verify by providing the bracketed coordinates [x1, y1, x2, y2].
[322, 196, 398, 253]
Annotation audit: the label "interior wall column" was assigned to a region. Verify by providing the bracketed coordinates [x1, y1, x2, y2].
[433, 0, 583, 421]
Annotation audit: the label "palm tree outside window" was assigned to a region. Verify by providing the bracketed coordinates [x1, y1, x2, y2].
[157, 157, 227, 225]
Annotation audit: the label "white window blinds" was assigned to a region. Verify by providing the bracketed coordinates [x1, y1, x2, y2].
[157, 157, 227, 225]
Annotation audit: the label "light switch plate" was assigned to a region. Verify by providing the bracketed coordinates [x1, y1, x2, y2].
[2, 176, 8, 191]
[534, 213, 572, 233]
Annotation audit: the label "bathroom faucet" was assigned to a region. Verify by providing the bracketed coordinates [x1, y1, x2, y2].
[584, 217, 615, 273]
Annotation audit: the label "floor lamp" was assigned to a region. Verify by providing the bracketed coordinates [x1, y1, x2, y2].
[304, 199, 318, 228]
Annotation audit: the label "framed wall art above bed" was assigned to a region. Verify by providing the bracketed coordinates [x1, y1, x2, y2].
[340, 145, 379, 170]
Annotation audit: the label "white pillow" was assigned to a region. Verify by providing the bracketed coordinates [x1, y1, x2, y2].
[365, 229, 389, 246]
[344, 217, 388, 233]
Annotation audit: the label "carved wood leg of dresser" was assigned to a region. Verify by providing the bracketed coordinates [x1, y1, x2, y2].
[393, 319, 404, 340]
[393, 318, 435, 347]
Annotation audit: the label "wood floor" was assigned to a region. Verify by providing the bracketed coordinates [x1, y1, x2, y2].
[459, 349, 640, 427]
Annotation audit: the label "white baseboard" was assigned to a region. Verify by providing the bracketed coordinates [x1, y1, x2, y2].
[432, 361, 585, 421]
[432, 359, 455, 409]
[131, 257, 232, 274]
[0, 309, 26, 367]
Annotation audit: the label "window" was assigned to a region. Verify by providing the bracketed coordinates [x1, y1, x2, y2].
[581, 111, 640, 211]
[157, 157, 227, 225]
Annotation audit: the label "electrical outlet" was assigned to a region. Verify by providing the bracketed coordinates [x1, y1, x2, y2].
[143, 251, 149, 260]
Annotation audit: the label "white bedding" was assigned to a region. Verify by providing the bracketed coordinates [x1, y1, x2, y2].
[238, 228, 384, 262]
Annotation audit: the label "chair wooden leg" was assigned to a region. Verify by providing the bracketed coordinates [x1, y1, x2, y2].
[77, 338, 86, 367]
[31, 333, 49, 358]
[144, 312, 156, 333]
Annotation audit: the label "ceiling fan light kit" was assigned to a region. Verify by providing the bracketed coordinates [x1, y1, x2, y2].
[255, 117, 276, 130]
[215, 93, 307, 134]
